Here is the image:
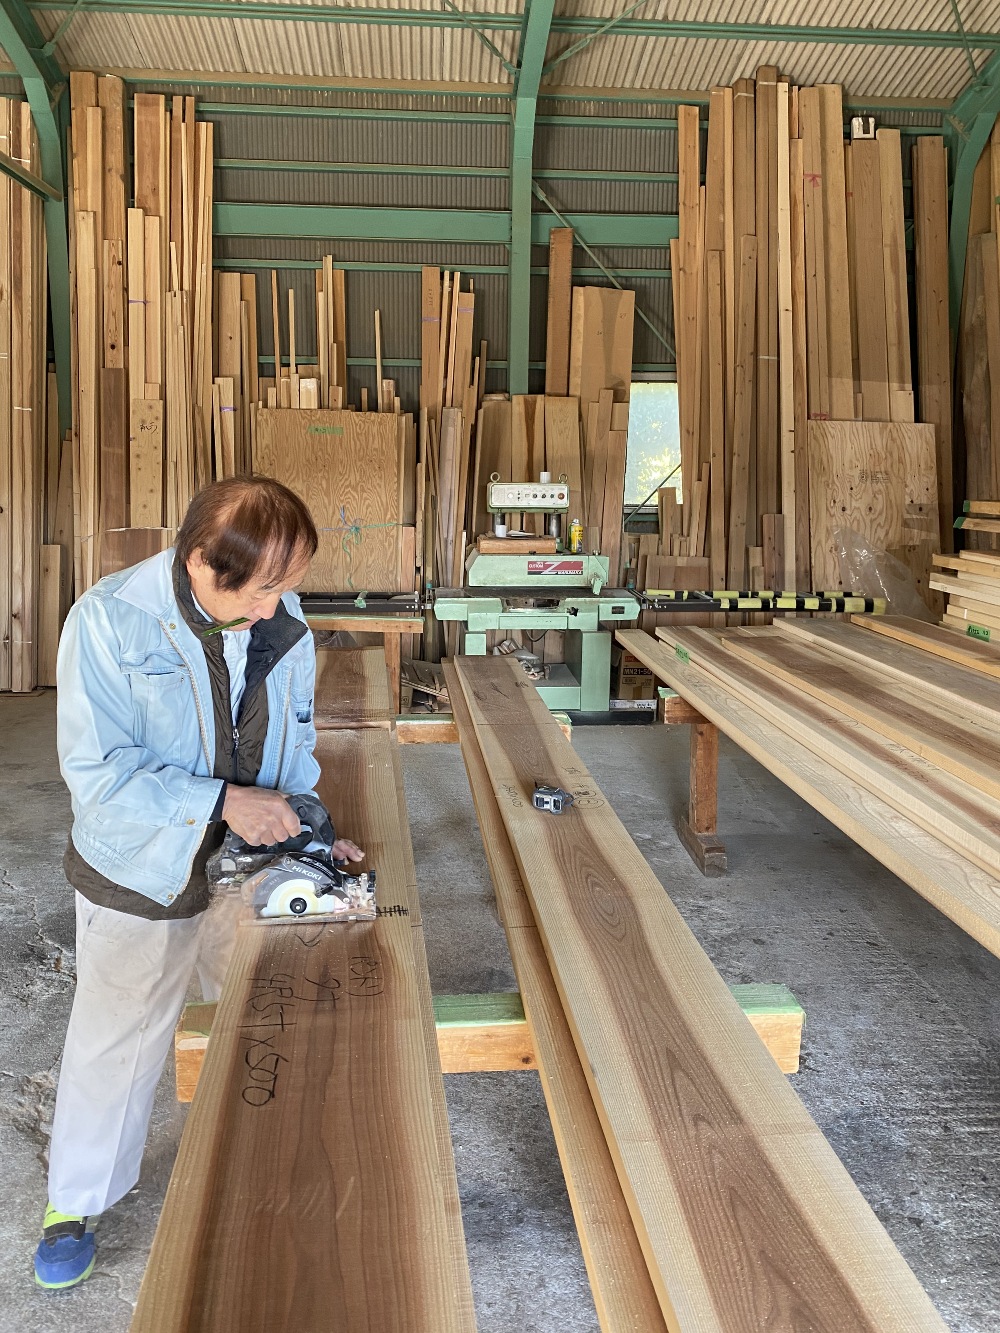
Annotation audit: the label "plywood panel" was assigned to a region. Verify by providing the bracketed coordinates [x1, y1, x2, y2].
[808, 421, 938, 598]
[253, 408, 404, 595]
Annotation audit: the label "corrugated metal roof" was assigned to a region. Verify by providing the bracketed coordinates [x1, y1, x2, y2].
[30, 0, 993, 101]
[543, 34, 984, 101]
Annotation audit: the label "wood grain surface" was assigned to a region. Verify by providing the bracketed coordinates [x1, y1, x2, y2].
[131, 668, 474, 1331]
[773, 617, 1000, 725]
[314, 646, 394, 729]
[444, 660, 669, 1333]
[455, 654, 947, 1332]
[852, 613, 1000, 679]
[807, 421, 938, 595]
[657, 624, 1000, 889]
[724, 628, 1000, 802]
[623, 621, 1000, 992]
[253, 408, 404, 595]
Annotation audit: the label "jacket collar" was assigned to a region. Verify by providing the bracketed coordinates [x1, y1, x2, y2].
[114, 546, 308, 659]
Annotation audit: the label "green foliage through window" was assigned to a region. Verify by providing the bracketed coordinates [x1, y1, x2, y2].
[622, 383, 681, 505]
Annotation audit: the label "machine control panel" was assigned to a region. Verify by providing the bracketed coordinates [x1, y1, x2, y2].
[488, 482, 569, 512]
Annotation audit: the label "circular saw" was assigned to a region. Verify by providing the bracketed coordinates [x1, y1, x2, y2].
[207, 792, 376, 924]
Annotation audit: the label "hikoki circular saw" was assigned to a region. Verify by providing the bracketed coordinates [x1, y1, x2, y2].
[206, 792, 376, 924]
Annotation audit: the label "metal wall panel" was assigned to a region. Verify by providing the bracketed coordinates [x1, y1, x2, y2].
[216, 165, 509, 210]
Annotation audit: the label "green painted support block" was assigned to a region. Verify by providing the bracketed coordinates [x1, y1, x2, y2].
[433, 993, 526, 1027]
[728, 983, 804, 1020]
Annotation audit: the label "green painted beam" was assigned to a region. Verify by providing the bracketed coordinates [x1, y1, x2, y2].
[510, 0, 553, 394]
[28, 1, 1000, 49]
[0, 0, 71, 433]
[215, 157, 679, 184]
[0, 143, 61, 199]
[946, 52, 1000, 348]
[213, 202, 678, 247]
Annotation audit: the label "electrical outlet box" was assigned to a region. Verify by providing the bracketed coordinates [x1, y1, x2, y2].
[488, 482, 569, 512]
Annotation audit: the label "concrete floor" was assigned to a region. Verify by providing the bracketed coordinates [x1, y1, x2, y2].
[1, 693, 999, 1331]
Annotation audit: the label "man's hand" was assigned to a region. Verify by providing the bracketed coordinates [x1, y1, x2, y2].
[222, 787, 302, 847]
[331, 838, 365, 864]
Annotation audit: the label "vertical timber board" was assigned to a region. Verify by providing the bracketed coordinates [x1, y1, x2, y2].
[877, 129, 913, 422]
[818, 86, 854, 419]
[130, 398, 164, 528]
[776, 82, 796, 594]
[912, 137, 953, 550]
[0, 99, 10, 689]
[849, 139, 891, 422]
[99, 366, 128, 533]
[728, 236, 758, 589]
[545, 227, 574, 396]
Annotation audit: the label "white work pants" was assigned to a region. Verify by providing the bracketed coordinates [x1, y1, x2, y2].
[47, 890, 240, 1218]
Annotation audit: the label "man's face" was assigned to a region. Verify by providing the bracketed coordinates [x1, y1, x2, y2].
[186, 546, 313, 628]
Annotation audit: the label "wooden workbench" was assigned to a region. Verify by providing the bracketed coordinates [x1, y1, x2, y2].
[305, 611, 424, 713]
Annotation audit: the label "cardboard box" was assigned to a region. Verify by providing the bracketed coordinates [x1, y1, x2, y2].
[613, 648, 655, 700]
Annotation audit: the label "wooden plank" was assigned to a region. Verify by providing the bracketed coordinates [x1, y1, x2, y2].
[0, 99, 11, 689]
[129, 398, 163, 527]
[773, 616, 1000, 727]
[131, 724, 476, 1332]
[37, 545, 62, 688]
[799, 88, 830, 422]
[912, 137, 953, 548]
[420, 265, 441, 420]
[144, 214, 162, 391]
[103, 238, 125, 370]
[776, 82, 796, 593]
[818, 86, 854, 418]
[99, 527, 172, 579]
[545, 227, 574, 395]
[755, 67, 779, 528]
[808, 421, 938, 599]
[676, 104, 701, 519]
[723, 628, 1000, 804]
[848, 613, 1000, 677]
[471, 398, 511, 540]
[314, 645, 394, 729]
[877, 129, 913, 422]
[568, 286, 635, 406]
[706, 250, 726, 586]
[544, 395, 583, 546]
[789, 135, 811, 590]
[253, 409, 404, 594]
[444, 660, 671, 1332]
[99, 366, 128, 533]
[456, 653, 947, 1331]
[848, 139, 891, 421]
[727, 235, 758, 588]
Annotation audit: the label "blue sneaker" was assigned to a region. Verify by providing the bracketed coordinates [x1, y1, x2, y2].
[33, 1204, 95, 1290]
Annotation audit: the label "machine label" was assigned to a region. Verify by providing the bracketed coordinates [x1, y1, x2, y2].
[527, 560, 584, 576]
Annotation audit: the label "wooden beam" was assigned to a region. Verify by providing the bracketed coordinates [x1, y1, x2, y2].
[454, 654, 946, 1331]
[544, 226, 573, 395]
[851, 613, 1000, 679]
[132, 714, 475, 1330]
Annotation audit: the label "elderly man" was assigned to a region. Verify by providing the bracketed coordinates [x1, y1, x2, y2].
[35, 476, 361, 1290]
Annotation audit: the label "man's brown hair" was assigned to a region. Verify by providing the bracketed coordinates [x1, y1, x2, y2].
[175, 476, 318, 592]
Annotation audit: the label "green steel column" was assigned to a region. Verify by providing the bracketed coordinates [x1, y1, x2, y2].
[508, 0, 555, 395]
[946, 53, 1000, 353]
[0, 1, 71, 433]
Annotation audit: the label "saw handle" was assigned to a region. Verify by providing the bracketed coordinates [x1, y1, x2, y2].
[226, 792, 335, 857]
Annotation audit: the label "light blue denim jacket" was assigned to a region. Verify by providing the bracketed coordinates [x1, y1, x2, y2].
[56, 548, 320, 906]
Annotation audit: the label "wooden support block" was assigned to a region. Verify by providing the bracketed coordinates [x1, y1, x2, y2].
[730, 983, 805, 1075]
[657, 689, 705, 726]
[679, 717, 727, 876]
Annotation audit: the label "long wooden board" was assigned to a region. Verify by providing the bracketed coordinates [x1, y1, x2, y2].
[314, 645, 394, 729]
[621, 626, 1000, 966]
[131, 719, 475, 1331]
[772, 617, 1000, 725]
[853, 613, 1000, 679]
[655, 624, 1000, 885]
[454, 654, 947, 1332]
[445, 661, 669, 1333]
[723, 628, 1000, 802]
[545, 227, 574, 396]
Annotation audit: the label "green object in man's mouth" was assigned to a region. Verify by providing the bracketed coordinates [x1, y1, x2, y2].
[201, 617, 250, 637]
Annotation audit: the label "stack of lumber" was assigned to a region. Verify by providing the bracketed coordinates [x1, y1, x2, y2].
[619, 619, 1000, 960]
[0, 98, 58, 693]
[933, 504, 1000, 641]
[69, 77, 215, 587]
[447, 653, 947, 1331]
[672, 74, 949, 598]
[259, 256, 346, 411]
[956, 118, 1000, 553]
[132, 647, 475, 1331]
